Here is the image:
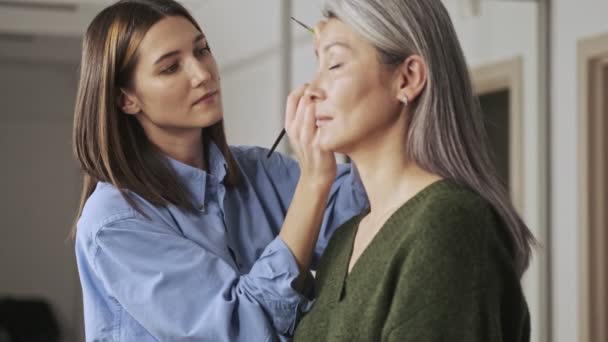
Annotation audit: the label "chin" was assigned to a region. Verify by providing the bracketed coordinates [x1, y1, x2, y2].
[198, 108, 224, 128]
[319, 136, 348, 154]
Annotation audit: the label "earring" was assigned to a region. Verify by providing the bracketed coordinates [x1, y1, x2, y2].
[401, 94, 409, 107]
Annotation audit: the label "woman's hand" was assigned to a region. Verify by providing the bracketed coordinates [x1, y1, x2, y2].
[284, 84, 337, 189]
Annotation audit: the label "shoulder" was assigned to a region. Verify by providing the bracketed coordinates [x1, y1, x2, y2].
[76, 182, 161, 243]
[78, 182, 135, 227]
[386, 180, 508, 271]
[230, 145, 297, 168]
[414, 180, 491, 216]
[380, 182, 497, 285]
[229, 145, 300, 182]
[406, 180, 498, 238]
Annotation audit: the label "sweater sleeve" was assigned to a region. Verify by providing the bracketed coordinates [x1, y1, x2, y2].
[381, 197, 511, 342]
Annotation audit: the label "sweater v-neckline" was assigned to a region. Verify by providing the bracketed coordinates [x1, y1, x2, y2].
[334, 179, 451, 302]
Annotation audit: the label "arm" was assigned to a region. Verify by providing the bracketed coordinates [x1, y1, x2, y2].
[87, 215, 309, 341]
[278, 176, 332, 290]
[253, 85, 367, 270]
[277, 83, 337, 290]
[255, 149, 366, 269]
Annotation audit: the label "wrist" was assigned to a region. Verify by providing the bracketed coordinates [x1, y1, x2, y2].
[298, 173, 334, 193]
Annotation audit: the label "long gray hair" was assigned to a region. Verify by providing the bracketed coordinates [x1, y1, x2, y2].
[323, 0, 535, 276]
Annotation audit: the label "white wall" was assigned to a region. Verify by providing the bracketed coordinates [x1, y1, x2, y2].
[189, 0, 285, 149]
[0, 2, 103, 37]
[551, 1, 608, 341]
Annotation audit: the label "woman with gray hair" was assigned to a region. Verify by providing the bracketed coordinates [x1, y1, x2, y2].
[293, 0, 533, 341]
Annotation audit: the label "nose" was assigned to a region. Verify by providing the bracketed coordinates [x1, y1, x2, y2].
[305, 77, 325, 102]
[186, 58, 213, 88]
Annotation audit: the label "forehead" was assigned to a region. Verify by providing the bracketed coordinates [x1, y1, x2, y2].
[315, 18, 367, 52]
[137, 16, 202, 58]
[320, 18, 351, 34]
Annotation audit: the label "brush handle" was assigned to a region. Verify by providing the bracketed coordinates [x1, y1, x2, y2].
[267, 129, 286, 158]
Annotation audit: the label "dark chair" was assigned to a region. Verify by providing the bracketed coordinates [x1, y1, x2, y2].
[0, 297, 60, 342]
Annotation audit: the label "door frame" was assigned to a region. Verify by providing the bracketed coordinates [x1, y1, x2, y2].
[577, 33, 608, 342]
[471, 57, 524, 212]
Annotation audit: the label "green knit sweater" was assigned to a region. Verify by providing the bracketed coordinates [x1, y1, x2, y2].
[294, 180, 530, 342]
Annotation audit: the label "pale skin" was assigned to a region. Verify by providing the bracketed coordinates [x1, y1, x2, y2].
[118, 15, 337, 290]
[307, 19, 443, 273]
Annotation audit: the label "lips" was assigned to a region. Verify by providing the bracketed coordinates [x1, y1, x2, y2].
[193, 90, 218, 106]
[315, 115, 332, 127]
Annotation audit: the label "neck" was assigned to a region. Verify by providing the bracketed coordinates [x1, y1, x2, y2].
[348, 124, 441, 215]
[142, 123, 205, 170]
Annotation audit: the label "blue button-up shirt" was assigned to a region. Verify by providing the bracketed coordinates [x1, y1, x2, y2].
[75, 143, 368, 342]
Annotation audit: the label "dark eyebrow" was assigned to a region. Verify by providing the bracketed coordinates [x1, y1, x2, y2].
[154, 33, 206, 65]
[314, 41, 352, 58]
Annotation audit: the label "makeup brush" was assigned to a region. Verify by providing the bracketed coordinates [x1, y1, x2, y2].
[290, 16, 315, 34]
[266, 17, 315, 158]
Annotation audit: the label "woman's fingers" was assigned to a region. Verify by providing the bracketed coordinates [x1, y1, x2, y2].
[300, 99, 316, 144]
[284, 83, 336, 185]
[285, 83, 308, 129]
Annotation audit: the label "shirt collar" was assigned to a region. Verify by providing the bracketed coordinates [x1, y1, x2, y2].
[207, 141, 228, 182]
[164, 141, 229, 206]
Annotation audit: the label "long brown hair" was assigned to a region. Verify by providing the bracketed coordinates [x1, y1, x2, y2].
[72, 0, 241, 237]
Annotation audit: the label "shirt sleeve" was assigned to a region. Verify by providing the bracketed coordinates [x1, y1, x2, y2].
[89, 215, 309, 341]
[249, 147, 368, 269]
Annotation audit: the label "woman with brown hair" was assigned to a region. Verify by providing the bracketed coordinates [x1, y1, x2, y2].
[72, 0, 366, 341]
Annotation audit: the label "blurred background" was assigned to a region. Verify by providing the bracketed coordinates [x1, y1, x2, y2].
[0, 0, 606, 341]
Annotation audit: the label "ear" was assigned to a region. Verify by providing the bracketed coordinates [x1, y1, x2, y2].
[393, 54, 427, 105]
[117, 89, 141, 115]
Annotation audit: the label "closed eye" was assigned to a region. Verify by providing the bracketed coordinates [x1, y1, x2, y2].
[329, 63, 343, 70]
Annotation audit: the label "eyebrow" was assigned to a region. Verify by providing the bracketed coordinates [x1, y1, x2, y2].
[315, 41, 352, 58]
[153, 33, 206, 65]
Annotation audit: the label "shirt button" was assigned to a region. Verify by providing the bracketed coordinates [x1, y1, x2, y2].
[197, 203, 206, 212]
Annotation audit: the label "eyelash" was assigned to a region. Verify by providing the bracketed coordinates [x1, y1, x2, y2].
[160, 45, 211, 75]
[195, 45, 211, 57]
[329, 63, 343, 71]
[161, 64, 178, 74]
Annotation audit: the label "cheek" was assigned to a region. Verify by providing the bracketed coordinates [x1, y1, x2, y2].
[139, 77, 189, 112]
[328, 73, 387, 125]
[319, 75, 397, 150]
[329, 76, 366, 109]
